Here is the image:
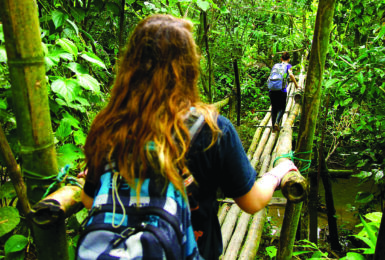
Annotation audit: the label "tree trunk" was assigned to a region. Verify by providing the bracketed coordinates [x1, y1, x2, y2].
[0, 1, 68, 259]
[294, 0, 336, 245]
[118, 0, 126, 55]
[374, 206, 385, 260]
[320, 157, 342, 251]
[203, 11, 213, 103]
[0, 124, 30, 215]
[232, 59, 241, 126]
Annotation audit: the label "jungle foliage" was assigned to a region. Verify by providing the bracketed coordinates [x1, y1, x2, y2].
[0, 0, 385, 259]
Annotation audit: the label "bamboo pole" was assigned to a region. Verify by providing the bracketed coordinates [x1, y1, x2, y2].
[234, 155, 271, 259]
[213, 97, 230, 110]
[0, 1, 68, 259]
[238, 209, 266, 260]
[218, 203, 231, 226]
[222, 212, 251, 260]
[257, 132, 279, 172]
[30, 181, 84, 226]
[0, 0, 59, 204]
[221, 204, 241, 252]
[281, 85, 294, 125]
[250, 127, 271, 167]
[247, 109, 271, 159]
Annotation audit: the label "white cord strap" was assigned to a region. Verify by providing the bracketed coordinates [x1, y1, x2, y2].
[111, 171, 126, 228]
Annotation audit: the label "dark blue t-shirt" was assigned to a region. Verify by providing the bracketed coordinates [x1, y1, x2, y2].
[187, 115, 256, 259]
[82, 115, 257, 259]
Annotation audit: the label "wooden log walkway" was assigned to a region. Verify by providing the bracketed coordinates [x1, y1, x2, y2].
[218, 78, 306, 259]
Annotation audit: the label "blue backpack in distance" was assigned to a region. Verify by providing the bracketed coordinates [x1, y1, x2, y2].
[267, 63, 288, 91]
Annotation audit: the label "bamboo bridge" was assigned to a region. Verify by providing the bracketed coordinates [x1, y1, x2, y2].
[213, 72, 308, 259]
[27, 76, 308, 259]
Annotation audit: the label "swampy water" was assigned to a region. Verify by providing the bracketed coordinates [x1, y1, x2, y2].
[268, 177, 379, 236]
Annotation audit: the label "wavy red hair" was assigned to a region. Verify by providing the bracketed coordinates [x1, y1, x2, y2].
[84, 14, 220, 197]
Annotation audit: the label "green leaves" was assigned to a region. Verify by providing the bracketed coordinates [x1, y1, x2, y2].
[196, 0, 210, 11]
[0, 207, 20, 237]
[4, 235, 28, 254]
[350, 214, 380, 255]
[57, 143, 84, 168]
[340, 252, 365, 260]
[355, 191, 374, 204]
[373, 24, 385, 43]
[0, 182, 16, 200]
[80, 52, 107, 69]
[52, 10, 68, 28]
[67, 62, 88, 74]
[56, 38, 78, 58]
[56, 118, 73, 142]
[77, 74, 100, 93]
[51, 78, 77, 103]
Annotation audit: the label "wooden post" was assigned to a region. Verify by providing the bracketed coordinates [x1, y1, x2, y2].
[0, 1, 69, 259]
[0, 124, 30, 215]
[278, 0, 337, 258]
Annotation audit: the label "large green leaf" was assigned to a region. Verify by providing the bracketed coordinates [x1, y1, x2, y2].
[76, 97, 91, 107]
[55, 98, 87, 112]
[364, 212, 382, 225]
[51, 78, 77, 103]
[196, 0, 210, 11]
[0, 98, 7, 110]
[66, 19, 79, 36]
[62, 112, 81, 129]
[52, 10, 68, 29]
[74, 130, 87, 146]
[106, 2, 120, 15]
[0, 207, 20, 237]
[0, 24, 4, 42]
[4, 235, 28, 254]
[355, 192, 374, 204]
[56, 119, 72, 142]
[77, 74, 100, 93]
[67, 62, 88, 75]
[340, 252, 365, 260]
[80, 52, 106, 69]
[373, 24, 385, 43]
[0, 46, 7, 62]
[57, 144, 84, 168]
[56, 38, 78, 58]
[70, 7, 86, 23]
[0, 181, 16, 200]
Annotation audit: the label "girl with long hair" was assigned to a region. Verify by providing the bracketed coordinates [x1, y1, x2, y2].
[79, 14, 298, 259]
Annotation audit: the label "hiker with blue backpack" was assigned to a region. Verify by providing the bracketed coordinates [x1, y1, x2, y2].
[76, 14, 299, 260]
[267, 52, 300, 132]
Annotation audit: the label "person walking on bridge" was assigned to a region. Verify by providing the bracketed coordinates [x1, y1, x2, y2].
[78, 15, 299, 260]
[268, 52, 300, 132]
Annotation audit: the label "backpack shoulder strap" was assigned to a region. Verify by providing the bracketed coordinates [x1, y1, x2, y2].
[184, 107, 205, 143]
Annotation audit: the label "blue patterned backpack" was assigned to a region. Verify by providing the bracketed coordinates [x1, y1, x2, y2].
[76, 108, 205, 260]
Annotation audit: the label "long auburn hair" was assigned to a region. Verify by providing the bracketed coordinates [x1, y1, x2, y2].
[84, 14, 220, 197]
